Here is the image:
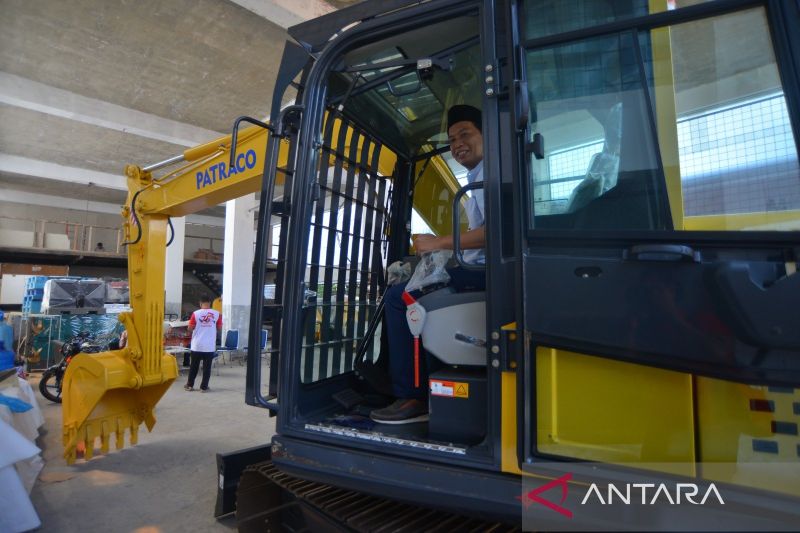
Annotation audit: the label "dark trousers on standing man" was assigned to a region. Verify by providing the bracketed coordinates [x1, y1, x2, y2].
[187, 350, 214, 390]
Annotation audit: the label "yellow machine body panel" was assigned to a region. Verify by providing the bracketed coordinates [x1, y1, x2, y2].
[534, 347, 695, 476]
[501, 370, 522, 475]
[500, 349, 800, 500]
[684, 210, 800, 232]
[696, 377, 800, 497]
[412, 153, 465, 237]
[500, 348, 698, 479]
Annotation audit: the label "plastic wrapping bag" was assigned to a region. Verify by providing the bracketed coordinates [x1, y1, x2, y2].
[59, 314, 124, 345]
[404, 250, 452, 293]
[41, 278, 106, 311]
[386, 261, 412, 286]
[566, 103, 622, 214]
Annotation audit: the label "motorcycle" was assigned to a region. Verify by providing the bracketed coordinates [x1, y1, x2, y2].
[39, 332, 106, 403]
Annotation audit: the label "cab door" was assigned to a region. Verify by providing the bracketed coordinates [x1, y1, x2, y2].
[513, 0, 800, 484]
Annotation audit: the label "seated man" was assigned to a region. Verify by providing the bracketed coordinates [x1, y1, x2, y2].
[371, 104, 486, 424]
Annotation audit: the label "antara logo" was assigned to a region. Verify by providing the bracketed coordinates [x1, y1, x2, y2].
[581, 483, 725, 505]
[518, 473, 573, 518]
[518, 475, 725, 519]
[195, 149, 258, 189]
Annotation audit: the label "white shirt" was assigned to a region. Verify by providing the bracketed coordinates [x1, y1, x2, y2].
[462, 161, 485, 265]
[189, 308, 221, 352]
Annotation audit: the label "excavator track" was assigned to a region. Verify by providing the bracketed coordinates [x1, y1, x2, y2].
[236, 460, 521, 533]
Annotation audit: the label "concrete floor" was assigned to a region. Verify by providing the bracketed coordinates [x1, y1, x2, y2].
[28, 359, 275, 532]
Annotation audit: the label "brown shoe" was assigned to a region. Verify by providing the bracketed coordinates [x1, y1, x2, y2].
[184, 385, 193, 391]
[370, 398, 428, 424]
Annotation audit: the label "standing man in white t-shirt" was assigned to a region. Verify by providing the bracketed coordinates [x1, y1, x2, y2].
[185, 296, 222, 392]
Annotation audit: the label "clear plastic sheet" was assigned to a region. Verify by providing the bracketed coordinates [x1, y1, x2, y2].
[58, 314, 124, 346]
[41, 278, 106, 311]
[18, 314, 124, 370]
[404, 250, 452, 293]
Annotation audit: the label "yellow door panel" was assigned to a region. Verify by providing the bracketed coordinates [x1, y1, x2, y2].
[536, 347, 695, 476]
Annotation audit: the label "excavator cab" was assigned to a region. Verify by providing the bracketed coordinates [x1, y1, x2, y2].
[245, 8, 496, 449]
[243, 0, 800, 527]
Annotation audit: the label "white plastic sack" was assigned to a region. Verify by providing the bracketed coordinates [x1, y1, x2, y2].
[0, 419, 42, 532]
[404, 250, 452, 293]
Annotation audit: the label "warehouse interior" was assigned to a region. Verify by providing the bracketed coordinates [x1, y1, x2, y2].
[0, 0, 356, 316]
[0, 1, 360, 531]
[1, 0, 799, 531]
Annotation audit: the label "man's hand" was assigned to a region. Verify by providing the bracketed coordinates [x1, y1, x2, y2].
[412, 226, 484, 255]
[413, 233, 443, 255]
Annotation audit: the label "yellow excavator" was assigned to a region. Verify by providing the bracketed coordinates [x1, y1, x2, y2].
[60, 124, 275, 461]
[63, 0, 800, 529]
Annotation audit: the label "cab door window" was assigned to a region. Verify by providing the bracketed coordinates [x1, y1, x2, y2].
[525, 31, 669, 230]
[522, 4, 800, 232]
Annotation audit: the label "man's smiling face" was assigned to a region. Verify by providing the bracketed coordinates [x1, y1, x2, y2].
[448, 120, 483, 170]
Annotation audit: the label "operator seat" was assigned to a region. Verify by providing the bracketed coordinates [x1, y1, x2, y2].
[417, 286, 486, 366]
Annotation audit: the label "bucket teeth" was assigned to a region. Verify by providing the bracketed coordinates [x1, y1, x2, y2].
[116, 419, 125, 450]
[84, 441, 95, 460]
[100, 421, 110, 454]
[130, 423, 139, 446]
[64, 414, 139, 464]
[65, 444, 77, 465]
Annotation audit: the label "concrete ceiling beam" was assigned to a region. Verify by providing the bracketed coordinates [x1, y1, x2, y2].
[2, 188, 125, 216]
[1, 189, 225, 228]
[0, 153, 127, 191]
[0, 72, 220, 148]
[228, 0, 336, 30]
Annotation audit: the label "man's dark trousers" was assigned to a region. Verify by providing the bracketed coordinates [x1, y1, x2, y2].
[187, 350, 215, 389]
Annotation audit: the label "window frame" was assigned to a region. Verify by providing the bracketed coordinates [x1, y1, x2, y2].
[517, 0, 800, 245]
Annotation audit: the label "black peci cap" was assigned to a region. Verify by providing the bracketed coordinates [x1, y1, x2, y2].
[447, 104, 481, 132]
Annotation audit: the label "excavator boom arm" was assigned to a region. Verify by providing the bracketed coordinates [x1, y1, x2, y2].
[62, 124, 281, 464]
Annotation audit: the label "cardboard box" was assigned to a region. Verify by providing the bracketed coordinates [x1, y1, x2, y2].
[0, 264, 69, 276]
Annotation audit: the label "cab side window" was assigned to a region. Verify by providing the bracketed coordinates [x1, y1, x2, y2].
[523, 4, 800, 232]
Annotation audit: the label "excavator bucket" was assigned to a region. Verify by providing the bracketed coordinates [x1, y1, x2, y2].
[61, 349, 178, 464]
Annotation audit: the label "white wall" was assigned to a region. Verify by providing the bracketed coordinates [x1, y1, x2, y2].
[0, 201, 121, 250]
[0, 201, 224, 259]
[0, 274, 30, 305]
[0, 201, 121, 227]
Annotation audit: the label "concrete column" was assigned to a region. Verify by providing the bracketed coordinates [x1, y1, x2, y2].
[222, 194, 256, 347]
[164, 216, 186, 318]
